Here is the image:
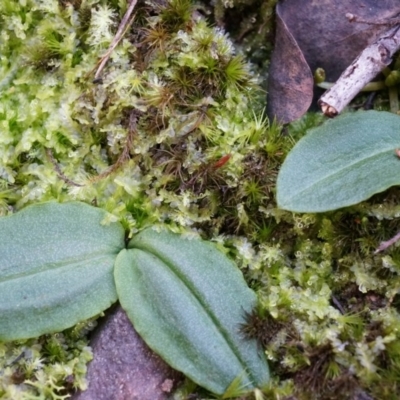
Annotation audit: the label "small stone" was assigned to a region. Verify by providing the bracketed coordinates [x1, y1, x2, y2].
[72, 305, 183, 400]
[161, 379, 174, 393]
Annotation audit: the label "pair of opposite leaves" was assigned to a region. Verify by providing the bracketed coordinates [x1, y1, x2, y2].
[267, 0, 400, 123]
[0, 202, 269, 396]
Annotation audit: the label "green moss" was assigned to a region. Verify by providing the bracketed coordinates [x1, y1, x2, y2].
[0, 320, 95, 399]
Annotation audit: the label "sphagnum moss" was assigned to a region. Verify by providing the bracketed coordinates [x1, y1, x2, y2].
[3, 1, 400, 399]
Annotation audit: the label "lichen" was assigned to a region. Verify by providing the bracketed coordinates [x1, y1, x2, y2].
[2, 0, 400, 399]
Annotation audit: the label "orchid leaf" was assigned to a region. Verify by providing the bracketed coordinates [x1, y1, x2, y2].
[277, 111, 400, 212]
[0, 202, 125, 341]
[114, 228, 269, 395]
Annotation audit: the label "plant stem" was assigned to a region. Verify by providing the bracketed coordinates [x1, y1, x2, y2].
[93, 0, 138, 80]
[316, 81, 386, 91]
[374, 230, 400, 253]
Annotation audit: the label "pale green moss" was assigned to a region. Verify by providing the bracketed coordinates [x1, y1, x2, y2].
[0, 319, 96, 399]
[0, 0, 273, 398]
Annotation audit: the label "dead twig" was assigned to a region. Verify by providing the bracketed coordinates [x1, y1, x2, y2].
[346, 12, 400, 27]
[374, 231, 400, 254]
[93, 0, 138, 81]
[319, 23, 400, 117]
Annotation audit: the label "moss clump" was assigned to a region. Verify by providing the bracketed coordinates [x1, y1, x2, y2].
[226, 181, 400, 399]
[210, 0, 277, 91]
[0, 320, 96, 399]
[0, 0, 279, 397]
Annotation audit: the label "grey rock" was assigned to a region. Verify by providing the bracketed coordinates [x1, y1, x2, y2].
[72, 305, 183, 400]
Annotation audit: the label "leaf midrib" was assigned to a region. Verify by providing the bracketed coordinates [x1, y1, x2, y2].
[284, 146, 394, 202]
[0, 252, 113, 283]
[132, 240, 258, 387]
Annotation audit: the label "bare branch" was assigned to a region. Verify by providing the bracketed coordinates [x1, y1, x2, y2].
[319, 25, 400, 117]
[346, 12, 400, 27]
[93, 0, 138, 80]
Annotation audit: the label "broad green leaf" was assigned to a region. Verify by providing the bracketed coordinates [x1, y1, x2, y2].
[0, 202, 125, 341]
[114, 228, 269, 396]
[277, 111, 400, 212]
